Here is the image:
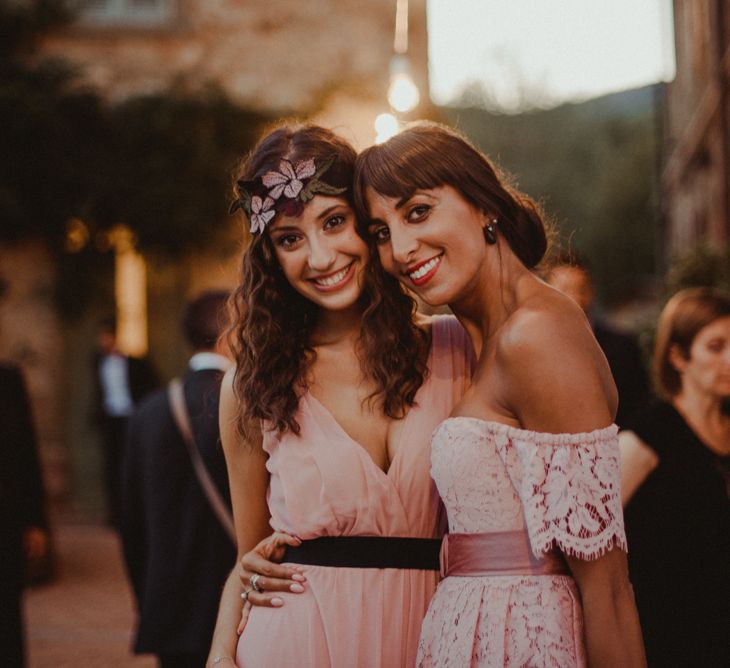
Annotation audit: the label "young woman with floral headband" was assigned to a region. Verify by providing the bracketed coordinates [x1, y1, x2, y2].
[206, 124, 473, 668]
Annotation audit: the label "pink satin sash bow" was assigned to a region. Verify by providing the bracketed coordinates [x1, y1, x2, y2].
[440, 531, 569, 577]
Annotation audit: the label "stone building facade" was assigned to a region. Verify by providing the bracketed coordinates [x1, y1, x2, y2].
[663, 0, 730, 256]
[4, 0, 429, 518]
[38, 0, 429, 147]
[0, 244, 66, 505]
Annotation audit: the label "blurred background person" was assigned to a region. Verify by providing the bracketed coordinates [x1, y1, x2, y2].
[0, 363, 50, 668]
[619, 287, 730, 667]
[93, 317, 159, 528]
[120, 291, 235, 668]
[546, 251, 650, 427]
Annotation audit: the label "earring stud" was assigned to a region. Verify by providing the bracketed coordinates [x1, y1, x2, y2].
[483, 217, 498, 245]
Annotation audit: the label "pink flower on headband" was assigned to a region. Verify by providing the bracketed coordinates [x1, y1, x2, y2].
[230, 154, 347, 234]
[249, 196, 276, 234]
[262, 159, 316, 200]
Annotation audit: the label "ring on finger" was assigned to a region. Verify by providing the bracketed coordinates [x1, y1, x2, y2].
[240, 589, 251, 602]
[250, 573, 263, 592]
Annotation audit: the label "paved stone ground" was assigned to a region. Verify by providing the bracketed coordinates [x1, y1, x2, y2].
[25, 524, 156, 668]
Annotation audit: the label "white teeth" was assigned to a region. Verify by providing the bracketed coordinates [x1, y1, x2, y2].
[409, 256, 440, 280]
[314, 264, 351, 287]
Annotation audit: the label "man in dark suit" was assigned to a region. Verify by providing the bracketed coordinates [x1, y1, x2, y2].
[0, 364, 49, 668]
[93, 317, 159, 527]
[546, 253, 650, 427]
[120, 291, 235, 668]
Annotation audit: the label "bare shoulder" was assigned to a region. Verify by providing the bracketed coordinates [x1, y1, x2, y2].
[413, 311, 433, 330]
[412, 311, 435, 344]
[497, 289, 594, 363]
[219, 366, 263, 454]
[219, 366, 239, 420]
[413, 310, 449, 342]
[495, 289, 615, 433]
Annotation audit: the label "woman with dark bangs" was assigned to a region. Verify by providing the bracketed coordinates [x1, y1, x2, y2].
[207, 124, 473, 668]
[352, 122, 645, 667]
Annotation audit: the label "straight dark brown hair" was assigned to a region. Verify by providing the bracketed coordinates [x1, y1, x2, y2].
[354, 121, 548, 269]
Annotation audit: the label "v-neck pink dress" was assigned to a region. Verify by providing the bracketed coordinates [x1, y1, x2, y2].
[236, 316, 474, 668]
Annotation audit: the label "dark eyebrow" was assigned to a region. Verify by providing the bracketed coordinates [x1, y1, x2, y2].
[270, 204, 347, 233]
[317, 204, 345, 220]
[396, 190, 437, 209]
[365, 190, 437, 226]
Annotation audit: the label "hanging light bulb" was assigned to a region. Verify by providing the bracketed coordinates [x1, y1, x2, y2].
[374, 0, 419, 142]
[374, 113, 400, 144]
[388, 53, 420, 114]
[388, 72, 420, 113]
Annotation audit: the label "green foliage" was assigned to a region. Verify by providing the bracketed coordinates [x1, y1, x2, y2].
[0, 0, 70, 57]
[94, 88, 269, 253]
[631, 242, 730, 375]
[1, 68, 270, 253]
[441, 86, 661, 305]
[0, 58, 106, 245]
[665, 242, 730, 296]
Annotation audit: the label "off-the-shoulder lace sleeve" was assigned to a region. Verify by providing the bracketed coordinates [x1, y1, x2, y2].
[492, 423, 627, 561]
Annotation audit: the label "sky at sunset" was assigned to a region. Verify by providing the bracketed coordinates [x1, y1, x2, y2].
[427, 0, 676, 110]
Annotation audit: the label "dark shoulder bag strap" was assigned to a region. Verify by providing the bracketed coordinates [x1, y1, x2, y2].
[168, 378, 236, 545]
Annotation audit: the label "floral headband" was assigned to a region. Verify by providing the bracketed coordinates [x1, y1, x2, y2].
[230, 154, 349, 234]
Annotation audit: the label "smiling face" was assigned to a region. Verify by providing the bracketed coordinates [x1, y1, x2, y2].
[671, 315, 730, 399]
[267, 195, 368, 312]
[365, 185, 488, 307]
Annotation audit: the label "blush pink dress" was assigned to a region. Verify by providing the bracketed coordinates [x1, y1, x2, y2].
[236, 316, 473, 668]
[418, 418, 627, 667]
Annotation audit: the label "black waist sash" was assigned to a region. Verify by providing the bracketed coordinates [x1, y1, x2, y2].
[282, 536, 441, 570]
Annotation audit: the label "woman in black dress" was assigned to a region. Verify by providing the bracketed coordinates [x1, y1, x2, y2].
[619, 287, 730, 667]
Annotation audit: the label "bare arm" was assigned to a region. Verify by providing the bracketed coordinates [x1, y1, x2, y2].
[499, 304, 646, 667]
[206, 369, 271, 667]
[567, 549, 645, 668]
[619, 430, 659, 506]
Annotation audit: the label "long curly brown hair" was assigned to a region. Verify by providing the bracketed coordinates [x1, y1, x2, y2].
[228, 123, 429, 438]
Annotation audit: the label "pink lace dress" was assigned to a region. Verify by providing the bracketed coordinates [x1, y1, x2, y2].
[236, 316, 473, 668]
[418, 418, 627, 667]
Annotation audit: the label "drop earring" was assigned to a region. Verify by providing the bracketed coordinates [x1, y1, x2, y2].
[483, 218, 498, 245]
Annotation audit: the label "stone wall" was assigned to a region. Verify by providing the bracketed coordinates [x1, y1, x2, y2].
[38, 0, 429, 144]
[0, 242, 67, 513]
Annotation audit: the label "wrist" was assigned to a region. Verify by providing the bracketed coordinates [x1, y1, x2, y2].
[210, 655, 235, 666]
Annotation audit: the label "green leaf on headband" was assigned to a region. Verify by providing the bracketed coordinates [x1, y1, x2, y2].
[310, 181, 347, 196]
[301, 178, 346, 201]
[299, 186, 315, 203]
[232, 182, 253, 217]
[312, 154, 336, 179]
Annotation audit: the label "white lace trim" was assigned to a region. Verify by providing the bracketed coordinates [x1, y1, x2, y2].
[488, 423, 627, 560]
